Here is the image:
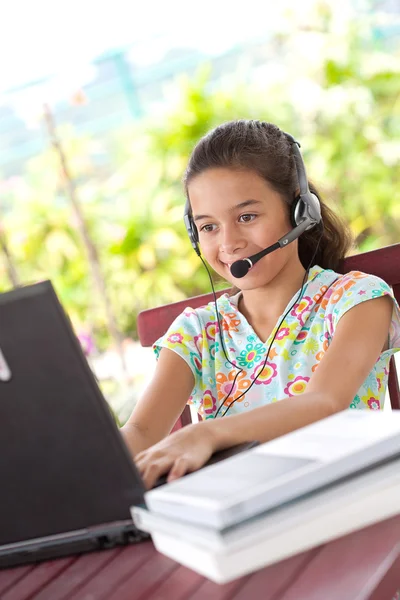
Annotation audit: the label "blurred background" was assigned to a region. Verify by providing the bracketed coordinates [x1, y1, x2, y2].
[1, 0, 399, 422]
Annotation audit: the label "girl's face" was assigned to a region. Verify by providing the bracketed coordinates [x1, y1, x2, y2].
[188, 167, 300, 290]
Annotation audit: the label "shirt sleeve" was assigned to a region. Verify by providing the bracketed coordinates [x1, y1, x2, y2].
[152, 307, 203, 392]
[325, 271, 400, 357]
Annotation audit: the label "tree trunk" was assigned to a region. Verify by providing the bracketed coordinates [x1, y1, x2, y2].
[42, 103, 128, 380]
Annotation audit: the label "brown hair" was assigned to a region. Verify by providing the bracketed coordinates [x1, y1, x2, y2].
[184, 120, 354, 271]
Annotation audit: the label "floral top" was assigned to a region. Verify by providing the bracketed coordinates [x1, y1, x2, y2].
[153, 266, 400, 419]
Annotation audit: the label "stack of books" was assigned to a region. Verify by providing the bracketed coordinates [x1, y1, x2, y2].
[131, 410, 400, 584]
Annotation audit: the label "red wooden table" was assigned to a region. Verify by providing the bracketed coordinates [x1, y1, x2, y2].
[0, 515, 399, 600]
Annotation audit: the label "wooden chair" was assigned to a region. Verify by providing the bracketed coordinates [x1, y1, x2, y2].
[137, 243, 400, 428]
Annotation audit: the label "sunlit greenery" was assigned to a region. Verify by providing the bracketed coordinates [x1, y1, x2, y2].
[0, 9, 399, 352]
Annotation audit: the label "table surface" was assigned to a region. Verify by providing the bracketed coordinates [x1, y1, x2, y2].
[0, 514, 399, 600]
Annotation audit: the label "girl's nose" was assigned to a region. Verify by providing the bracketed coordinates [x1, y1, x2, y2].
[219, 225, 247, 255]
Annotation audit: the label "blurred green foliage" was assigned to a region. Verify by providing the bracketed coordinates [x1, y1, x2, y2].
[0, 15, 399, 349]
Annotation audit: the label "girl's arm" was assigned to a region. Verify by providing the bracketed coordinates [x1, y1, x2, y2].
[212, 295, 393, 449]
[120, 348, 194, 456]
[136, 295, 393, 488]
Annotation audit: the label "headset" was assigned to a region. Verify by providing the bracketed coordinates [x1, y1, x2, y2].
[183, 129, 323, 417]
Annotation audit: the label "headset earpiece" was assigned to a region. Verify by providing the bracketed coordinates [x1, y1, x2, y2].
[184, 198, 201, 255]
[285, 134, 322, 231]
[291, 192, 321, 230]
[290, 195, 302, 228]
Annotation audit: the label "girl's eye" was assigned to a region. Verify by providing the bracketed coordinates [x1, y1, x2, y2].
[199, 214, 257, 232]
[239, 213, 257, 223]
[199, 223, 216, 233]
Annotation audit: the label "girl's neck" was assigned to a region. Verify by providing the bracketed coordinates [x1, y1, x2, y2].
[238, 260, 307, 330]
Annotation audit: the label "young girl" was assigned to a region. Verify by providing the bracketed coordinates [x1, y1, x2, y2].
[121, 120, 400, 490]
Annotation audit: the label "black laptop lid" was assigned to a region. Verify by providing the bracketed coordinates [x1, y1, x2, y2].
[0, 281, 145, 546]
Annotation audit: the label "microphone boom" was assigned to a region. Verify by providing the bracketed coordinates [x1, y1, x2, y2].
[230, 242, 280, 278]
[229, 219, 311, 279]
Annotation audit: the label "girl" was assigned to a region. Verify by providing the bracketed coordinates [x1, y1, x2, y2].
[121, 120, 400, 489]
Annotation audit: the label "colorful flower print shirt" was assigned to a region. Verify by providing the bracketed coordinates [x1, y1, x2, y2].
[153, 266, 400, 419]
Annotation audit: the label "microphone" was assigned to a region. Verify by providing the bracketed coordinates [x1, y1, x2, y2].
[230, 219, 311, 279]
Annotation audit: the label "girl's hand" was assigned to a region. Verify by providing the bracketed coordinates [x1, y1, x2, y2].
[135, 421, 217, 489]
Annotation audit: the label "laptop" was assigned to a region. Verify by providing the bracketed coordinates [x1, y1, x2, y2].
[0, 281, 257, 567]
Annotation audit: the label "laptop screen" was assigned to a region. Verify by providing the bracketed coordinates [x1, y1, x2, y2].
[0, 281, 145, 545]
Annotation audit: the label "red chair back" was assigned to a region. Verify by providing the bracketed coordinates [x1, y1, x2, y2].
[137, 243, 400, 422]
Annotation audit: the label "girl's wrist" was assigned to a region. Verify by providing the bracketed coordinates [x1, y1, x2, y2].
[199, 415, 243, 452]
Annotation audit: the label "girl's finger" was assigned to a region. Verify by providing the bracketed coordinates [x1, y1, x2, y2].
[135, 451, 160, 472]
[143, 458, 173, 489]
[135, 455, 149, 471]
[167, 456, 190, 482]
[136, 447, 167, 467]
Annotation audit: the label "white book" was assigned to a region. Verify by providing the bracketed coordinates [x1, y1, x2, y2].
[144, 410, 400, 529]
[132, 456, 400, 584]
